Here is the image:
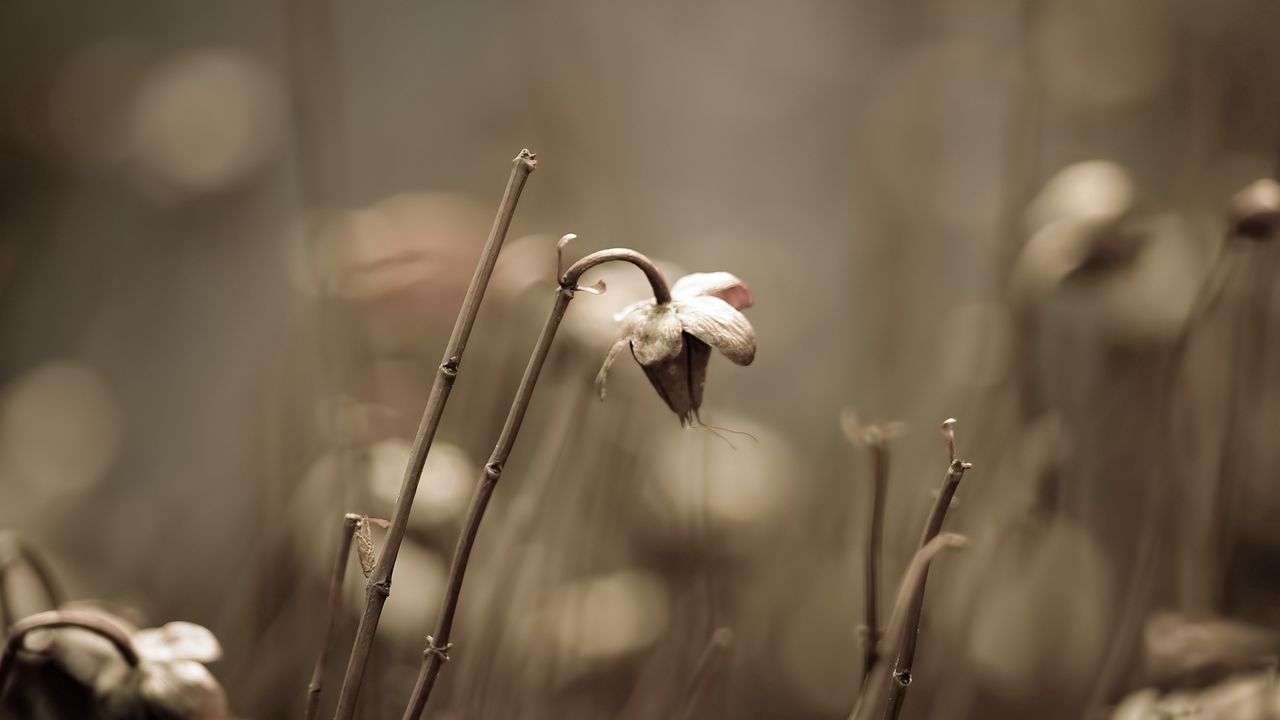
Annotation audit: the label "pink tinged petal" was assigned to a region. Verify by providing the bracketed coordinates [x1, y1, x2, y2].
[675, 296, 756, 365]
[672, 272, 754, 310]
[623, 304, 684, 366]
[595, 338, 629, 400]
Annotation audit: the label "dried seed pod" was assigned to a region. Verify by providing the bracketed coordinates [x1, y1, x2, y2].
[355, 517, 376, 578]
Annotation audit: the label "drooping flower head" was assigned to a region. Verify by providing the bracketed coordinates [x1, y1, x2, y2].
[596, 271, 756, 425]
[1229, 178, 1280, 241]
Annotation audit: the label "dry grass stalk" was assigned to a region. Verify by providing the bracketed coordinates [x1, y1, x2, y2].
[330, 149, 536, 720]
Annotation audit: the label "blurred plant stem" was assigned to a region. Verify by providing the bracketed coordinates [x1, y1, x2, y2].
[400, 246, 673, 720]
[0, 533, 65, 633]
[859, 439, 890, 691]
[0, 610, 139, 701]
[304, 513, 360, 720]
[330, 150, 536, 720]
[850, 533, 969, 720]
[674, 627, 734, 720]
[1085, 192, 1280, 714]
[881, 420, 970, 720]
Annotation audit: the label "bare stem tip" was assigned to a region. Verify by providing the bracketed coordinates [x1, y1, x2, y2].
[941, 418, 958, 462]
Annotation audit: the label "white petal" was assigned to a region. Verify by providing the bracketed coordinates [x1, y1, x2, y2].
[674, 296, 756, 365]
[133, 622, 222, 664]
[595, 338, 629, 400]
[672, 272, 754, 310]
[622, 304, 684, 366]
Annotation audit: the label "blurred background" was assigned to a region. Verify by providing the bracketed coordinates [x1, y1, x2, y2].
[3, 0, 1280, 718]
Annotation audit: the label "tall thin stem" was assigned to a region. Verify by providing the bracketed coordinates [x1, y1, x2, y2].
[860, 440, 889, 690]
[0, 610, 140, 701]
[882, 420, 970, 720]
[850, 534, 969, 720]
[331, 150, 536, 720]
[674, 627, 734, 720]
[305, 513, 360, 720]
[400, 247, 671, 720]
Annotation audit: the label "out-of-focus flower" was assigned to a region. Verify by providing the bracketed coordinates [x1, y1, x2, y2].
[967, 518, 1111, 703]
[127, 48, 282, 198]
[509, 569, 668, 686]
[8, 609, 226, 720]
[101, 658, 227, 720]
[1113, 671, 1280, 720]
[1023, 160, 1135, 236]
[597, 272, 756, 425]
[1229, 178, 1280, 241]
[1142, 612, 1279, 688]
[130, 622, 221, 665]
[642, 412, 797, 550]
[1013, 163, 1211, 344]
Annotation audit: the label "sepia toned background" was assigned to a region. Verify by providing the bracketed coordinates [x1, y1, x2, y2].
[3, 1, 1280, 718]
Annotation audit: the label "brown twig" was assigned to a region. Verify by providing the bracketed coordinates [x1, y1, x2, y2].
[850, 533, 969, 720]
[304, 513, 361, 720]
[859, 438, 890, 690]
[881, 420, 970, 720]
[399, 246, 672, 720]
[674, 627, 735, 720]
[331, 149, 537, 720]
[0, 610, 140, 702]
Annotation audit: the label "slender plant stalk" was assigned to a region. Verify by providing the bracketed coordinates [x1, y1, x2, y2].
[0, 533, 66, 621]
[399, 247, 673, 720]
[0, 610, 139, 701]
[881, 420, 970, 720]
[304, 513, 361, 720]
[1082, 216, 1256, 715]
[860, 439, 889, 690]
[0, 583, 11, 635]
[674, 627, 734, 720]
[850, 533, 969, 720]
[331, 149, 537, 720]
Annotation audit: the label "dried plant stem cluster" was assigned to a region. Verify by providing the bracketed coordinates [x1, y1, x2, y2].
[401, 248, 675, 718]
[849, 419, 972, 720]
[330, 150, 537, 720]
[303, 514, 361, 720]
[317, 150, 755, 720]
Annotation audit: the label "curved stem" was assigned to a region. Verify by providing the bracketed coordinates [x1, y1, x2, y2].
[0, 533, 67, 629]
[674, 627, 734, 720]
[880, 458, 970, 720]
[331, 150, 535, 720]
[401, 248, 670, 720]
[0, 610, 140, 702]
[563, 248, 672, 305]
[305, 513, 361, 720]
[850, 534, 968, 720]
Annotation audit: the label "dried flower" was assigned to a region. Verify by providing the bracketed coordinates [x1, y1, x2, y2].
[99, 618, 226, 720]
[4, 609, 227, 720]
[102, 658, 228, 720]
[596, 272, 756, 425]
[1229, 178, 1280, 241]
